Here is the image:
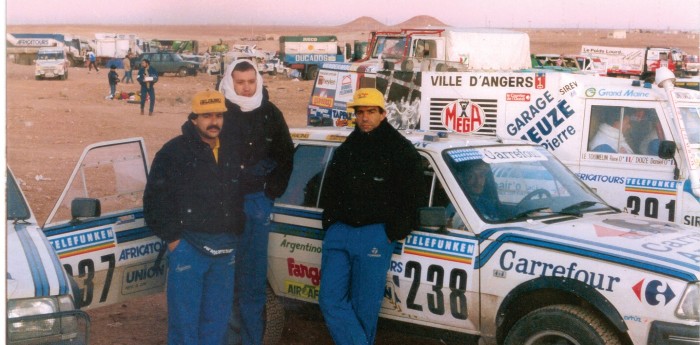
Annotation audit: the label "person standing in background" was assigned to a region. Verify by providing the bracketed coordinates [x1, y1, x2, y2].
[122, 53, 133, 83]
[107, 65, 119, 99]
[219, 59, 294, 345]
[137, 59, 158, 115]
[87, 50, 99, 73]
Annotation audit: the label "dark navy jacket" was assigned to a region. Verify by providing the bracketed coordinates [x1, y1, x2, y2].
[320, 119, 426, 241]
[222, 96, 294, 199]
[144, 120, 244, 244]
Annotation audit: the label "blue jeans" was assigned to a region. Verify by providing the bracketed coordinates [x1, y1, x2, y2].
[229, 191, 273, 345]
[109, 83, 116, 98]
[140, 85, 155, 113]
[123, 70, 133, 83]
[319, 222, 394, 345]
[167, 239, 236, 345]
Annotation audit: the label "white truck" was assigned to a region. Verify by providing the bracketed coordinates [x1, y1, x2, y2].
[580, 45, 681, 81]
[89, 33, 144, 64]
[34, 47, 70, 80]
[264, 125, 700, 344]
[6, 33, 88, 66]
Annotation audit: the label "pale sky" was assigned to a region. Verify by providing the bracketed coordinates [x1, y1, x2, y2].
[5, 0, 700, 30]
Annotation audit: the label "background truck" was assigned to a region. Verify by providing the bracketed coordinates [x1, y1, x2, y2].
[34, 47, 69, 80]
[6, 33, 87, 66]
[279, 35, 351, 80]
[307, 28, 532, 129]
[358, 27, 532, 73]
[580, 45, 688, 80]
[89, 33, 144, 65]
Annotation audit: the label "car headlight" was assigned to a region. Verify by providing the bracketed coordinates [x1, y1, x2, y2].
[7, 295, 77, 341]
[676, 282, 700, 321]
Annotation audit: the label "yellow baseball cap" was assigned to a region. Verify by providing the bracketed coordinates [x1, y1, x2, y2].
[347, 88, 385, 112]
[191, 90, 227, 114]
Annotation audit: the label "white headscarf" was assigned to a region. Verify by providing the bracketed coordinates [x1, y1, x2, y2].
[218, 59, 264, 112]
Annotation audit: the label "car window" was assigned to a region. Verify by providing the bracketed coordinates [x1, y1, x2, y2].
[162, 54, 173, 62]
[6, 170, 31, 221]
[587, 105, 664, 155]
[276, 144, 334, 207]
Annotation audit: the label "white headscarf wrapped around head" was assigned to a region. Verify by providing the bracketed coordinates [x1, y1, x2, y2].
[218, 59, 264, 112]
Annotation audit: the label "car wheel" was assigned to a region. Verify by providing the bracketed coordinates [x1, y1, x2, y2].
[269, 68, 277, 76]
[61, 72, 68, 81]
[263, 285, 284, 345]
[178, 67, 188, 77]
[35, 76, 42, 80]
[504, 304, 621, 345]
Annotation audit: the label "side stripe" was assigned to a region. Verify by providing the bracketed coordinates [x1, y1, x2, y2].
[15, 224, 49, 296]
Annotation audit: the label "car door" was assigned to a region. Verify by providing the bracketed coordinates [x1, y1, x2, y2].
[42, 138, 165, 310]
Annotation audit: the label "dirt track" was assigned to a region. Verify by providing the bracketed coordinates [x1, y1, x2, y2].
[5, 24, 698, 344]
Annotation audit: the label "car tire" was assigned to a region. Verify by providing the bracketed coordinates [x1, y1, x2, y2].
[263, 285, 285, 345]
[269, 68, 277, 76]
[178, 67, 188, 77]
[504, 304, 621, 345]
[61, 72, 68, 81]
[305, 65, 318, 81]
[35, 76, 42, 80]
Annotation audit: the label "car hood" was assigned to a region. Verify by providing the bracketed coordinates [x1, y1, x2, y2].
[482, 212, 700, 281]
[6, 221, 71, 299]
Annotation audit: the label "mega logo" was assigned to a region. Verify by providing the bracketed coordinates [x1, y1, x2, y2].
[632, 279, 676, 306]
[441, 99, 485, 133]
[287, 258, 320, 285]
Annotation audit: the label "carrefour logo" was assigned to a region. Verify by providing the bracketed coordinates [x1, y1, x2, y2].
[632, 279, 676, 306]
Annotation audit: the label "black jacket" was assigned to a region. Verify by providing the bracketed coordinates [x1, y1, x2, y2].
[222, 97, 294, 198]
[143, 121, 244, 243]
[321, 119, 426, 241]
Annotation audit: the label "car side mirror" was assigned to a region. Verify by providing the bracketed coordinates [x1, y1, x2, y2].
[418, 207, 446, 232]
[658, 140, 676, 159]
[71, 198, 101, 223]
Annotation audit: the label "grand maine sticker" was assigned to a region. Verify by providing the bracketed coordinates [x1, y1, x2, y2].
[441, 99, 485, 133]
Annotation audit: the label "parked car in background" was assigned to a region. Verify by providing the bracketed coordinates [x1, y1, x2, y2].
[35, 47, 69, 80]
[135, 52, 199, 77]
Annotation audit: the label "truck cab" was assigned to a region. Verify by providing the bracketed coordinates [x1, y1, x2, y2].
[35, 47, 69, 80]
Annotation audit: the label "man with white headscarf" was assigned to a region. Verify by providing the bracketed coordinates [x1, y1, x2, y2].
[219, 59, 294, 345]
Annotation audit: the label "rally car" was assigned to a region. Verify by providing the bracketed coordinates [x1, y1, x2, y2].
[264, 127, 700, 345]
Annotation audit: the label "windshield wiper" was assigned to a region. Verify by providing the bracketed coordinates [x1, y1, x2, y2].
[505, 207, 551, 222]
[560, 200, 617, 216]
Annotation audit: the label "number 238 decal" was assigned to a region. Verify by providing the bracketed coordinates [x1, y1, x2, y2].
[394, 261, 469, 320]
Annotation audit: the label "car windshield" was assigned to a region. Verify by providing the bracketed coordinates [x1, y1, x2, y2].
[6, 170, 31, 221]
[38, 52, 63, 60]
[443, 145, 611, 222]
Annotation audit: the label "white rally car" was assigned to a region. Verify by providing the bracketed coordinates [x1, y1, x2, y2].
[264, 127, 700, 345]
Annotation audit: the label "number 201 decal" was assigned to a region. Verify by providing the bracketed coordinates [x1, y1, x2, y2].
[398, 261, 468, 320]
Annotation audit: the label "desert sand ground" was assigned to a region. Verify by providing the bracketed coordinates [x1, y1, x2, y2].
[5, 22, 698, 344]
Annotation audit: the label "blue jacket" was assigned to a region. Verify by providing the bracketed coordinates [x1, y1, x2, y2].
[137, 66, 158, 89]
[144, 120, 244, 243]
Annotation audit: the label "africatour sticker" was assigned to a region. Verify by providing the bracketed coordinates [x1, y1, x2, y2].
[440, 99, 485, 133]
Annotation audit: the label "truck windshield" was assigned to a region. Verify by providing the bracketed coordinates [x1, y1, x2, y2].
[38, 52, 63, 60]
[443, 146, 610, 222]
[374, 37, 406, 60]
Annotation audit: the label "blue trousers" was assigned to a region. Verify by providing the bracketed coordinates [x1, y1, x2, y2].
[167, 239, 236, 345]
[319, 222, 394, 345]
[140, 85, 155, 113]
[109, 83, 117, 98]
[229, 191, 273, 345]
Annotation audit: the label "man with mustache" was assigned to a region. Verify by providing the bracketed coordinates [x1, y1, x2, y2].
[144, 90, 244, 345]
[219, 59, 294, 345]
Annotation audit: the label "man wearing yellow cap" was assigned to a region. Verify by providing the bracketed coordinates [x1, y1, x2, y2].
[319, 88, 426, 345]
[144, 90, 244, 345]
